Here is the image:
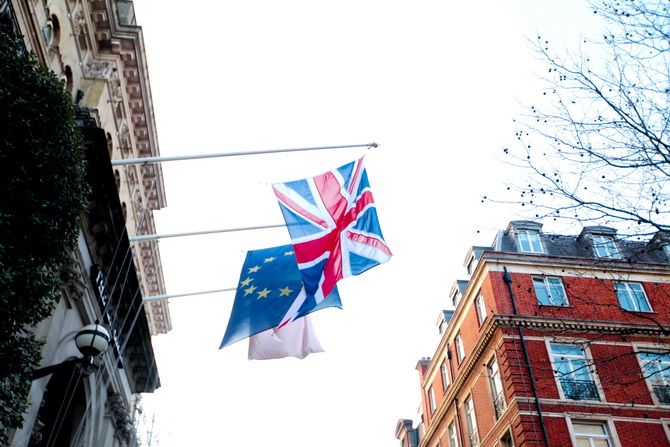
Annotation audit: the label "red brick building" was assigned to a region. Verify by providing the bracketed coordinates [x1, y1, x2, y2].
[397, 221, 670, 447]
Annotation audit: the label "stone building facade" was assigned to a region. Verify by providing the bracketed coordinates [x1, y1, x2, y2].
[397, 221, 670, 447]
[2, 0, 170, 445]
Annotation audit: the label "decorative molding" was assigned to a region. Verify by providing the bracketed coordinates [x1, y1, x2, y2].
[497, 314, 670, 337]
[73, 10, 86, 37]
[84, 59, 114, 79]
[106, 393, 133, 442]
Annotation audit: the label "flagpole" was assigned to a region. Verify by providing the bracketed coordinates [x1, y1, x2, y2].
[111, 142, 378, 166]
[143, 288, 236, 302]
[128, 224, 285, 242]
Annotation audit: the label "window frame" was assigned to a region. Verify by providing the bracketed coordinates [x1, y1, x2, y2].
[548, 342, 602, 402]
[488, 356, 506, 420]
[475, 293, 487, 326]
[499, 431, 514, 447]
[592, 235, 619, 258]
[441, 362, 450, 391]
[567, 418, 616, 447]
[615, 282, 652, 312]
[448, 421, 459, 447]
[532, 276, 569, 307]
[516, 230, 543, 253]
[428, 386, 436, 414]
[455, 334, 465, 364]
[636, 349, 670, 406]
[464, 395, 479, 447]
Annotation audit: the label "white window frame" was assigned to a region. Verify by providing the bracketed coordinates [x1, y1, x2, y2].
[517, 230, 543, 253]
[548, 342, 602, 402]
[532, 276, 568, 306]
[475, 293, 487, 326]
[592, 235, 619, 258]
[637, 349, 670, 406]
[488, 356, 506, 420]
[455, 334, 465, 364]
[615, 282, 652, 312]
[499, 431, 514, 447]
[448, 421, 459, 447]
[428, 386, 436, 414]
[464, 395, 479, 447]
[567, 418, 616, 447]
[452, 291, 462, 308]
[466, 256, 478, 276]
[441, 362, 450, 390]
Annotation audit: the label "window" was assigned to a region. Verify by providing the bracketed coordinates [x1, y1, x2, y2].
[489, 357, 506, 419]
[441, 362, 450, 390]
[464, 396, 479, 447]
[517, 230, 543, 253]
[550, 344, 599, 401]
[452, 291, 462, 308]
[448, 422, 459, 447]
[616, 282, 651, 312]
[639, 351, 670, 404]
[455, 335, 465, 363]
[500, 432, 514, 447]
[593, 235, 618, 258]
[428, 386, 436, 413]
[475, 294, 487, 325]
[466, 256, 476, 275]
[533, 277, 568, 306]
[571, 420, 612, 447]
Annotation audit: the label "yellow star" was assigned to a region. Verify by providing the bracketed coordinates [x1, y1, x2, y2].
[284, 250, 294, 256]
[240, 277, 252, 287]
[257, 288, 271, 299]
[248, 265, 261, 274]
[243, 285, 257, 296]
[264, 257, 276, 263]
[278, 286, 293, 297]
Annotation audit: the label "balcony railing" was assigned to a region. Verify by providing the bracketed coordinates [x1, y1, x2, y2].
[493, 391, 506, 419]
[469, 430, 479, 447]
[652, 384, 670, 404]
[560, 379, 599, 401]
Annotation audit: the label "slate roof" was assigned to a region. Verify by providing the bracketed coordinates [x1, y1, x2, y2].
[492, 221, 670, 265]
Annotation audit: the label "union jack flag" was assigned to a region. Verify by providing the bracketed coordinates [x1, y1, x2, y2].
[272, 157, 392, 326]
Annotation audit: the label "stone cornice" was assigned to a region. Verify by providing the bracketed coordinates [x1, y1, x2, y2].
[497, 314, 670, 337]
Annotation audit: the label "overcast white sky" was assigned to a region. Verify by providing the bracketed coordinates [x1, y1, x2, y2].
[131, 1, 603, 445]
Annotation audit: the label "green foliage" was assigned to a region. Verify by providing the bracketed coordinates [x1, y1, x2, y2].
[0, 28, 89, 443]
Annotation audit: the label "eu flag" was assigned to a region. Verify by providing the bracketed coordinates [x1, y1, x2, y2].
[219, 244, 342, 349]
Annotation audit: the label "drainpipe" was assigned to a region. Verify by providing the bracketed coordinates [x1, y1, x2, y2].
[503, 267, 550, 447]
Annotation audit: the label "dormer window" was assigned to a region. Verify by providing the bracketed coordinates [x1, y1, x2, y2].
[466, 256, 477, 275]
[593, 235, 618, 258]
[451, 290, 461, 308]
[517, 230, 543, 253]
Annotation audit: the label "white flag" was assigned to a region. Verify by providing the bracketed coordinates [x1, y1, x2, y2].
[248, 315, 324, 360]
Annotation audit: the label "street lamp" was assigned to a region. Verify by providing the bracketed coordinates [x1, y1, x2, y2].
[32, 322, 110, 380]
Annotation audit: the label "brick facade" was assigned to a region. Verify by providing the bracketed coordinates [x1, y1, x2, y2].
[397, 222, 670, 447]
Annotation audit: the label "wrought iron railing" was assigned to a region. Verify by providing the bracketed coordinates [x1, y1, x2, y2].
[469, 430, 479, 447]
[652, 384, 670, 404]
[560, 379, 599, 401]
[493, 391, 506, 419]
